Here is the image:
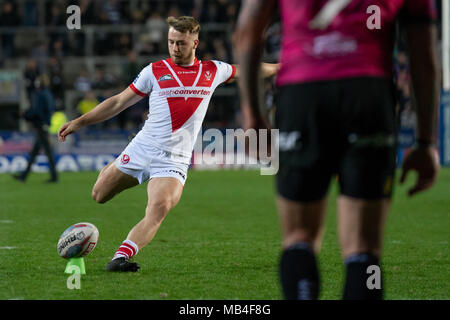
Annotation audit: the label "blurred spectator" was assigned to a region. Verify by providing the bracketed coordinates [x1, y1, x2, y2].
[167, 4, 181, 18]
[94, 11, 114, 55]
[225, 2, 238, 25]
[23, 0, 38, 26]
[14, 74, 58, 183]
[134, 33, 155, 55]
[46, 1, 67, 57]
[31, 40, 49, 71]
[201, 2, 219, 23]
[74, 69, 92, 93]
[49, 107, 68, 136]
[47, 56, 64, 109]
[130, 8, 145, 24]
[77, 91, 99, 116]
[122, 50, 142, 86]
[212, 38, 229, 61]
[46, 1, 65, 26]
[80, 0, 96, 25]
[103, 0, 122, 24]
[146, 11, 167, 53]
[395, 51, 416, 129]
[118, 33, 132, 55]
[126, 98, 149, 129]
[50, 38, 66, 59]
[265, 23, 281, 60]
[0, 1, 21, 59]
[92, 66, 117, 90]
[24, 58, 40, 100]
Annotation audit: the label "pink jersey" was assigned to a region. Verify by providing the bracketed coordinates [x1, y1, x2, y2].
[129, 58, 236, 158]
[276, 0, 437, 86]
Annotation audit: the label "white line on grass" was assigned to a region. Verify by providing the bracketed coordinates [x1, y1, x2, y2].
[0, 220, 14, 223]
[0, 246, 17, 250]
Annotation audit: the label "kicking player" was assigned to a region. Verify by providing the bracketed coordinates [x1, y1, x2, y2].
[234, 0, 440, 299]
[58, 16, 279, 272]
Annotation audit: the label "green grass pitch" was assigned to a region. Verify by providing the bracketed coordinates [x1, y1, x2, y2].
[0, 169, 448, 300]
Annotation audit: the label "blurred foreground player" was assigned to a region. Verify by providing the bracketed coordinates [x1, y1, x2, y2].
[58, 16, 279, 272]
[234, 0, 440, 299]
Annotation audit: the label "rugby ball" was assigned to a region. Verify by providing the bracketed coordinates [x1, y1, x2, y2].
[57, 222, 99, 259]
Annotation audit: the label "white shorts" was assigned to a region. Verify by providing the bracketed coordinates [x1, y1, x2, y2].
[114, 140, 190, 186]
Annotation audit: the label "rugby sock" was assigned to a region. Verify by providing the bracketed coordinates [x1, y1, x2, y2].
[343, 253, 383, 300]
[112, 239, 139, 261]
[279, 242, 319, 300]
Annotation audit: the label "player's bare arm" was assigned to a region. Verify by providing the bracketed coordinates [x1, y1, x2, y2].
[58, 87, 144, 142]
[232, 0, 277, 130]
[400, 23, 441, 196]
[227, 62, 280, 84]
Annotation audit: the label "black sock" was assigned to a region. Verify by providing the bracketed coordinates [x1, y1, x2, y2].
[343, 253, 383, 300]
[279, 242, 319, 300]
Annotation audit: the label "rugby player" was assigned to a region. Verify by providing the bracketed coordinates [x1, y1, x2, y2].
[58, 16, 279, 272]
[234, 0, 440, 299]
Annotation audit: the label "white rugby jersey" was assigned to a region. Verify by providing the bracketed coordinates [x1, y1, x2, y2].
[129, 57, 236, 159]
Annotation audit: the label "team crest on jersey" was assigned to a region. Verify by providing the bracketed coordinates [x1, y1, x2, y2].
[204, 70, 212, 81]
[121, 154, 130, 164]
[158, 74, 174, 82]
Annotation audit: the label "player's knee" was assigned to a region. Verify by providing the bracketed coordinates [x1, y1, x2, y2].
[92, 188, 108, 204]
[147, 197, 176, 219]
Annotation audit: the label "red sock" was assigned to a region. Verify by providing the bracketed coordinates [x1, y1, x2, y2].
[113, 240, 139, 260]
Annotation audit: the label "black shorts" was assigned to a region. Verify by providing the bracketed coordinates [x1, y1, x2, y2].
[275, 77, 397, 202]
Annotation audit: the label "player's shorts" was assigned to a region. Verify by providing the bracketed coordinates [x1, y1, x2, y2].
[115, 139, 190, 186]
[275, 77, 397, 202]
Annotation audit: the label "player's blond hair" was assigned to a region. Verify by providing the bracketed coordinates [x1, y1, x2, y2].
[166, 16, 201, 35]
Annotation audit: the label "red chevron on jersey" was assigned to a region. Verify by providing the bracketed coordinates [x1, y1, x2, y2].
[167, 97, 203, 132]
[166, 58, 201, 87]
[152, 60, 179, 88]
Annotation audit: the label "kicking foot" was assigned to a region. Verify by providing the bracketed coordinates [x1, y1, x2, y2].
[105, 257, 140, 272]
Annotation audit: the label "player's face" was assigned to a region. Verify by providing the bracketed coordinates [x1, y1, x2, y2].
[168, 27, 199, 65]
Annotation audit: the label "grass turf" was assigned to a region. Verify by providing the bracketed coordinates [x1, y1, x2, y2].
[0, 168, 448, 300]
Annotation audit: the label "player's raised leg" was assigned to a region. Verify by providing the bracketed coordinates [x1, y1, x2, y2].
[277, 195, 327, 300]
[338, 196, 390, 300]
[105, 177, 183, 272]
[91, 161, 139, 204]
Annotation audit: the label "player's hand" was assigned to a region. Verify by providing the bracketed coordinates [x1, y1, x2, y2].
[399, 146, 440, 196]
[58, 120, 81, 142]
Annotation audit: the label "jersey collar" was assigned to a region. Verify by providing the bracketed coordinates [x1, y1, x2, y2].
[167, 57, 200, 68]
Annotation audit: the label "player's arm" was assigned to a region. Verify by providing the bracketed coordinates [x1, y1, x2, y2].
[58, 87, 144, 142]
[232, 0, 277, 130]
[227, 62, 279, 84]
[399, 22, 440, 195]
